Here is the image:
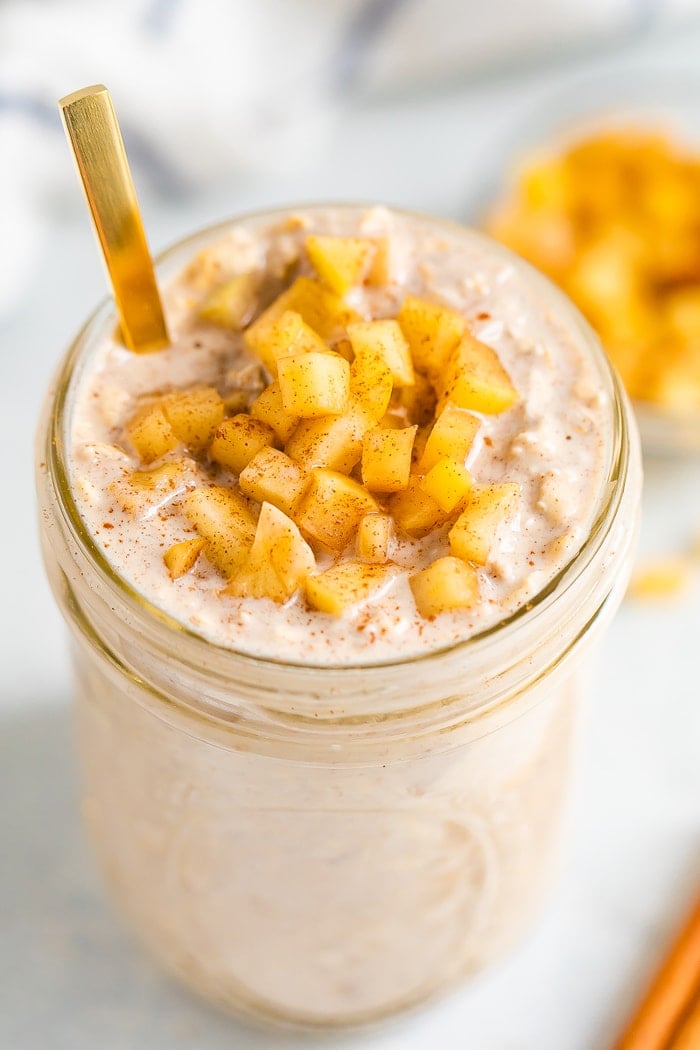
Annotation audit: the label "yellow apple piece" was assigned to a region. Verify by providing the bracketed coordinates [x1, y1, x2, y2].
[305, 561, 393, 615]
[285, 405, 371, 473]
[361, 425, 417, 493]
[389, 476, 447, 538]
[449, 483, 520, 565]
[437, 333, 519, 414]
[225, 502, 315, 602]
[250, 380, 300, 442]
[239, 447, 310, 517]
[419, 459, 472, 513]
[418, 401, 480, 471]
[250, 309, 329, 376]
[356, 513, 393, 564]
[347, 320, 415, 387]
[125, 402, 179, 464]
[295, 469, 379, 551]
[305, 235, 375, 295]
[350, 349, 394, 422]
[162, 386, 225, 453]
[198, 272, 259, 329]
[410, 556, 480, 618]
[109, 462, 189, 517]
[208, 415, 276, 475]
[366, 237, 396, 286]
[278, 352, 350, 418]
[397, 295, 465, 376]
[245, 276, 360, 351]
[182, 486, 257, 578]
[163, 537, 206, 579]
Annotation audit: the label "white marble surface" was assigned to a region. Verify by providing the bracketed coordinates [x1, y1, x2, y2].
[2, 29, 700, 1050]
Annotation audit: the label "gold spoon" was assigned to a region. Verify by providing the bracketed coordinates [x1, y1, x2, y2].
[59, 84, 170, 353]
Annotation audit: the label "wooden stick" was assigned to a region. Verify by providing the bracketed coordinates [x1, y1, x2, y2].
[59, 85, 169, 353]
[614, 895, 700, 1050]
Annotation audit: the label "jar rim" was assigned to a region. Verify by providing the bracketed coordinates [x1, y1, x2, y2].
[43, 203, 636, 702]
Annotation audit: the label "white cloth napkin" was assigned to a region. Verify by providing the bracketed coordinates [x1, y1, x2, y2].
[1, 0, 697, 315]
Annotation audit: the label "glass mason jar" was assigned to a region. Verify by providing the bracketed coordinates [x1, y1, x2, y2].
[36, 209, 642, 1030]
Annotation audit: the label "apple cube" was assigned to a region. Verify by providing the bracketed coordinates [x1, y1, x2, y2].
[348, 320, 415, 387]
[182, 486, 257, 578]
[278, 352, 350, 418]
[419, 459, 472, 513]
[306, 235, 375, 295]
[162, 386, 225, 453]
[125, 402, 179, 463]
[361, 425, 416, 493]
[418, 402, 480, 471]
[239, 447, 310, 516]
[245, 276, 360, 351]
[250, 380, 299, 442]
[449, 483, 520, 565]
[366, 237, 396, 286]
[208, 415, 276, 475]
[356, 513, 393, 564]
[163, 537, 206, 579]
[410, 557, 480, 618]
[436, 333, 519, 414]
[350, 349, 394, 422]
[285, 405, 371, 473]
[225, 502, 315, 602]
[295, 469, 378, 551]
[397, 295, 465, 376]
[109, 462, 188, 517]
[198, 272, 259, 329]
[389, 476, 447, 538]
[305, 561, 393, 615]
[250, 309, 329, 376]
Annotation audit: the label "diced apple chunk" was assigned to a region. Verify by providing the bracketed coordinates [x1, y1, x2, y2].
[239, 447, 309, 516]
[162, 386, 225, 453]
[348, 320, 415, 387]
[418, 402, 480, 471]
[305, 561, 393, 615]
[163, 537, 206, 579]
[278, 352, 350, 418]
[361, 425, 416, 493]
[420, 459, 472, 513]
[250, 381, 299, 442]
[306, 235, 375, 295]
[225, 503, 315, 602]
[208, 415, 275, 475]
[410, 557, 480, 618]
[397, 295, 465, 376]
[366, 237, 396, 286]
[389, 476, 447, 538]
[356, 513, 393, 564]
[182, 486, 257, 578]
[295, 469, 378, 551]
[109, 462, 188, 517]
[436, 333, 519, 413]
[449, 483, 520, 565]
[250, 309, 329, 376]
[245, 276, 360, 351]
[125, 402, 179, 463]
[350, 350, 394, 422]
[285, 406, 371, 473]
[198, 272, 259, 329]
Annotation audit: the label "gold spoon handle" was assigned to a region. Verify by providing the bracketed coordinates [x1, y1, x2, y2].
[59, 84, 170, 353]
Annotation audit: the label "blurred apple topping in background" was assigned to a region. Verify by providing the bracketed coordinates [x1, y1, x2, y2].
[484, 127, 700, 416]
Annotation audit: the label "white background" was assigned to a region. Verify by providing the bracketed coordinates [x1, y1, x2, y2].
[2, 24, 700, 1050]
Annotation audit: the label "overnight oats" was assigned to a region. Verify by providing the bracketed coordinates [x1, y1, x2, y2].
[37, 205, 642, 1027]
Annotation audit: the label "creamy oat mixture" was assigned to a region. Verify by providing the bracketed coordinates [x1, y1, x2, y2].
[67, 206, 609, 664]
